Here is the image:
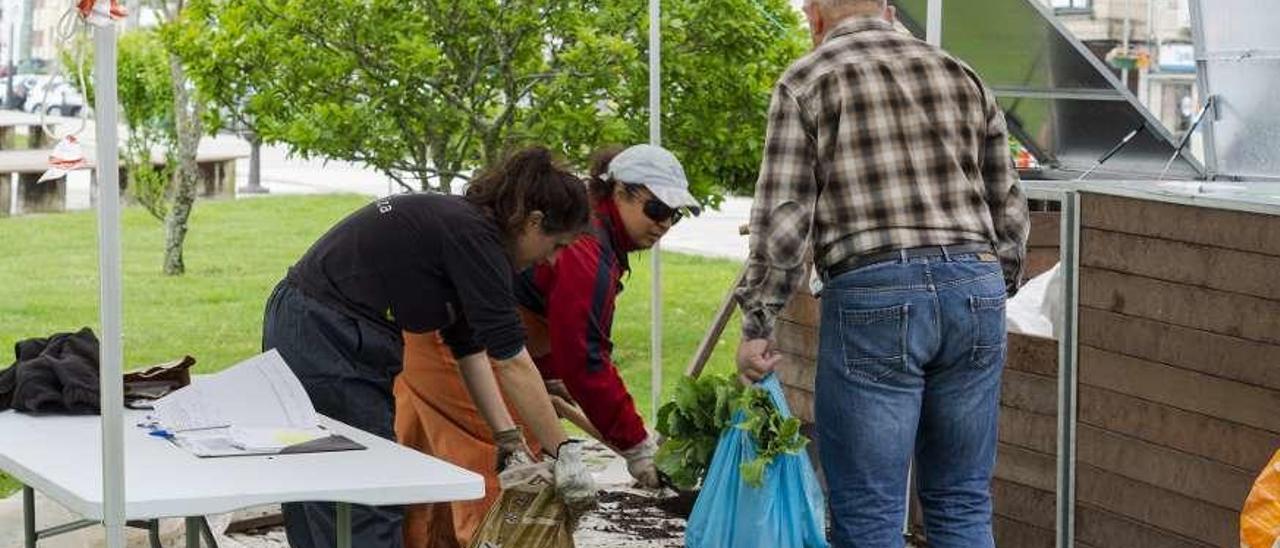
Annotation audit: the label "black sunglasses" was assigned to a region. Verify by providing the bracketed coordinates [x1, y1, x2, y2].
[642, 198, 685, 225]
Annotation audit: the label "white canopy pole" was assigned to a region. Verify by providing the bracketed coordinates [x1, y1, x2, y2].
[92, 7, 125, 547]
[648, 0, 662, 423]
[926, 0, 942, 46]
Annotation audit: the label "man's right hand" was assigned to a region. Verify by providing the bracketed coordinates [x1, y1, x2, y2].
[736, 338, 781, 384]
[553, 440, 598, 518]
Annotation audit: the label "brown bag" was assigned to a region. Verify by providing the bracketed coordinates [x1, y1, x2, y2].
[123, 356, 196, 406]
[468, 461, 575, 548]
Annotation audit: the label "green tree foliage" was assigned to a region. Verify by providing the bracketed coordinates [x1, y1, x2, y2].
[67, 30, 177, 221]
[170, 0, 808, 203]
[69, 0, 210, 277]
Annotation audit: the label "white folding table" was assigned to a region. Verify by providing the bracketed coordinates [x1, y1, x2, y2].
[0, 409, 485, 547]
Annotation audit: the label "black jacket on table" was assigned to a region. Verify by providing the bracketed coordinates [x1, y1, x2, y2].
[0, 327, 101, 415]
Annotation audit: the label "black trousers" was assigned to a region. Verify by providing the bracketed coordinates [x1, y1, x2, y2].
[262, 281, 405, 548]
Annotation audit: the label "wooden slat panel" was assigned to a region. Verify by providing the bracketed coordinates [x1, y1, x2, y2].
[1007, 333, 1058, 377]
[994, 443, 1056, 492]
[775, 350, 817, 393]
[1075, 463, 1238, 546]
[1025, 250, 1061, 279]
[999, 405, 1057, 455]
[1075, 502, 1215, 548]
[992, 478, 1055, 530]
[1079, 308, 1280, 392]
[1081, 193, 1280, 257]
[774, 318, 818, 361]
[994, 515, 1055, 548]
[1076, 424, 1255, 510]
[1080, 267, 1280, 345]
[1078, 384, 1280, 473]
[1079, 345, 1280, 434]
[1001, 369, 1058, 416]
[1028, 211, 1062, 248]
[1081, 228, 1280, 301]
[780, 291, 820, 323]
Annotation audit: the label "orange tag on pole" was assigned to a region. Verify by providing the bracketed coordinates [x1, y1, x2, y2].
[78, 0, 127, 23]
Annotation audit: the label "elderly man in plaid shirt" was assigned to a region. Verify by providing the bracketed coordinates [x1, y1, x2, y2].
[733, 0, 1030, 546]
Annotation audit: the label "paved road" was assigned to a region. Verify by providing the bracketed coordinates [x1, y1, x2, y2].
[238, 143, 751, 261]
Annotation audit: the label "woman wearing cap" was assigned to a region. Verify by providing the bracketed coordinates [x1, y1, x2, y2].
[395, 144, 700, 548]
[262, 146, 599, 548]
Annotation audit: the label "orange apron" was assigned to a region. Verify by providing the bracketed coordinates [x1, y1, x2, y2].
[394, 310, 549, 548]
[1242, 449, 1280, 548]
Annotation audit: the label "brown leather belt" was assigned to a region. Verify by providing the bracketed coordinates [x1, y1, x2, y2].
[823, 242, 994, 281]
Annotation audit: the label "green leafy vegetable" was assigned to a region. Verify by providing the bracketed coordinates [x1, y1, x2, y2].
[655, 374, 743, 489]
[655, 375, 809, 489]
[734, 386, 808, 488]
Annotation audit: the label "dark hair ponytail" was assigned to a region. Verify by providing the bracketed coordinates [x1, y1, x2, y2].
[464, 146, 590, 241]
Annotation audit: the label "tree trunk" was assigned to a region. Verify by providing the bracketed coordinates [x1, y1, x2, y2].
[163, 53, 203, 276]
[428, 140, 451, 194]
[250, 136, 261, 189]
[241, 132, 267, 194]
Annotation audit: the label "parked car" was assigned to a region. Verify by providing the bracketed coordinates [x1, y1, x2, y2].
[22, 75, 86, 117]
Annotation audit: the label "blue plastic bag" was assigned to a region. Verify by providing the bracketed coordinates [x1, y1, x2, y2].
[685, 374, 829, 548]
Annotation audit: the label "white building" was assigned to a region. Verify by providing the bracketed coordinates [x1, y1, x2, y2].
[1041, 0, 1199, 140]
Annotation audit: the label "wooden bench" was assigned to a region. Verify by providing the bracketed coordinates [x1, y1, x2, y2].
[0, 138, 245, 217]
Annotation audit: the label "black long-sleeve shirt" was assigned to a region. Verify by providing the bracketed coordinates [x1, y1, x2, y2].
[287, 193, 525, 360]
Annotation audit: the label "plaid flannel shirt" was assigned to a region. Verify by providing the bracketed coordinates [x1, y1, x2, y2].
[735, 17, 1029, 340]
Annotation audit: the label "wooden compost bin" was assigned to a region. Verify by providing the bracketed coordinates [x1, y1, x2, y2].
[773, 212, 1063, 546]
[989, 208, 1065, 547]
[1069, 192, 1280, 547]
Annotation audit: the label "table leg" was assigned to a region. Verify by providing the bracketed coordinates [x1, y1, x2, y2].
[200, 517, 220, 547]
[335, 503, 352, 548]
[23, 486, 35, 548]
[186, 516, 202, 548]
[148, 519, 163, 548]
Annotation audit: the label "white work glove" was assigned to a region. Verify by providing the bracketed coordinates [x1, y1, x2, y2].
[618, 434, 661, 488]
[553, 440, 598, 518]
[494, 428, 532, 472]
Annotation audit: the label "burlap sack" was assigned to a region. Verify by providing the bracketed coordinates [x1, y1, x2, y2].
[469, 461, 574, 548]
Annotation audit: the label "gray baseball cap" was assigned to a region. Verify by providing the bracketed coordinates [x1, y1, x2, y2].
[605, 144, 701, 212]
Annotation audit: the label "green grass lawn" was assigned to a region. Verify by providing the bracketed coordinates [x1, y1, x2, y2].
[0, 194, 743, 497]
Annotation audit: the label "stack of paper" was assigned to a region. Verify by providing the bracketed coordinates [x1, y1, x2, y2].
[151, 349, 360, 457]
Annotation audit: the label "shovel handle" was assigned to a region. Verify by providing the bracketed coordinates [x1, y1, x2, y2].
[551, 395, 610, 448]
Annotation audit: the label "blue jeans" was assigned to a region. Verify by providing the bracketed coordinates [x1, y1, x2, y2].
[263, 281, 406, 548]
[816, 252, 1006, 548]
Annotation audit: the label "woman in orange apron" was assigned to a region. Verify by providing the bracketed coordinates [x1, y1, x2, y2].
[396, 145, 700, 548]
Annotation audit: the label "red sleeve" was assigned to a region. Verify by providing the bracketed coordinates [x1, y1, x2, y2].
[541, 236, 648, 451]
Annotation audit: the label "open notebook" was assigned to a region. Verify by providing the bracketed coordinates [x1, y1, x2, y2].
[150, 349, 364, 458]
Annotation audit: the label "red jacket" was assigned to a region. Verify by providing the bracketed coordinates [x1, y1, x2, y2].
[514, 199, 648, 451]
